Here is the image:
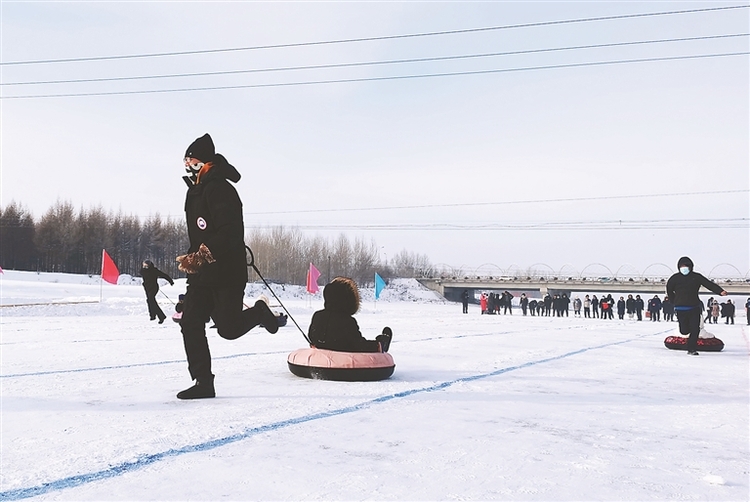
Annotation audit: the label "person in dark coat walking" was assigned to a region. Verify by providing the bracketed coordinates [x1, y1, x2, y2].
[666, 256, 727, 355]
[461, 290, 470, 314]
[176, 133, 279, 400]
[309, 277, 392, 353]
[141, 260, 174, 323]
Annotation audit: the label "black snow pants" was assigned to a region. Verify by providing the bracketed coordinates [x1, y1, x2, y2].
[144, 287, 166, 321]
[180, 283, 266, 382]
[676, 307, 701, 352]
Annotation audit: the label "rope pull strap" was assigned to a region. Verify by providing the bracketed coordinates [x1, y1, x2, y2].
[246, 246, 312, 345]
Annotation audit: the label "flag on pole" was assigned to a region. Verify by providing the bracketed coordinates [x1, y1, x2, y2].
[375, 273, 386, 300]
[101, 249, 120, 284]
[306, 262, 321, 294]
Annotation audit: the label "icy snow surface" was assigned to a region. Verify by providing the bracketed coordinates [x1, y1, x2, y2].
[1, 270, 748, 501]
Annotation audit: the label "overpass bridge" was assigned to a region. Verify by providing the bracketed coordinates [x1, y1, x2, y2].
[417, 276, 750, 302]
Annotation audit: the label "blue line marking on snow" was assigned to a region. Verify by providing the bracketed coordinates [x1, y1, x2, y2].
[1, 326, 564, 379]
[0, 330, 669, 501]
[0, 351, 290, 379]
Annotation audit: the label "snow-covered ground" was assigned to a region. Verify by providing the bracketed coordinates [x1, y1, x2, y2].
[1, 270, 748, 501]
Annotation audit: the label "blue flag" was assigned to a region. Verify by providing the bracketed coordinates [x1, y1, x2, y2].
[375, 273, 386, 300]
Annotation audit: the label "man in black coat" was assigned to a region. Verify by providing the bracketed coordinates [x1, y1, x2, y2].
[141, 260, 174, 323]
[666, 256, 727, 355]
[461, 290, 469, 314]
[176, 133, 278, 399]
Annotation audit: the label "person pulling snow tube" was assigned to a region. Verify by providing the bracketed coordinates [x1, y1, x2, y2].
[664, 335, 724, 352]
[287, 347, 395, 381]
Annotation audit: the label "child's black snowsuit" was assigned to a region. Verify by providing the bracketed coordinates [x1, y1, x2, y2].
[309, 277, 390, 353]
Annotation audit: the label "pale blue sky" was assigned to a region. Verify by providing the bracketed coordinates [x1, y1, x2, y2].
[2, 2, 748, 275]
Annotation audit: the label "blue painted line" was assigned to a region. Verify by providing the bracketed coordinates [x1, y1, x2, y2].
[0, 351, 290, 379]
[0, 330, 667, 501]
[1, 326, 561, 379]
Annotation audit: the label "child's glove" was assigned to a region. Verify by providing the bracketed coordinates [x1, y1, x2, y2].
[176, 243, 216, 274]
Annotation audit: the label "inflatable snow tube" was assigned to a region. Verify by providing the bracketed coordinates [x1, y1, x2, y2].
[172, 312, 182, 323]
[664, 336, 724, 352]
[287, 347, 395, 381]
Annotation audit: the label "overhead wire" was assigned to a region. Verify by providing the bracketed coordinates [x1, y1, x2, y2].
[243, 190, 749, 215]
[3, 51, 747, 99]
[3, 33, 746, 87]
[1, 4, 745, 66]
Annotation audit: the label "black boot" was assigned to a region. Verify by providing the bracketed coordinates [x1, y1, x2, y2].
[376, 327, 393, 352]
[255, 300, 279, 334]
[177, 376, 215, 399]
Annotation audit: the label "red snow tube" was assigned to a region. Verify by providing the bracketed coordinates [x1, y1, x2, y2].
[287, 347, 395, 381]
[664, 336, 724, 352]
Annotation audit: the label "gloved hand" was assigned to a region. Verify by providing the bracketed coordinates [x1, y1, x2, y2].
[176, 243, 216, 274]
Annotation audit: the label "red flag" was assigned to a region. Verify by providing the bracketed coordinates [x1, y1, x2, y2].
[306, 262, 321, 294]
[101, 249, 120, 284]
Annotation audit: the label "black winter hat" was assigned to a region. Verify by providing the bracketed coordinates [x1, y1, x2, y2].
[677, 256, 694, 271]
[185, 133, 215, 163]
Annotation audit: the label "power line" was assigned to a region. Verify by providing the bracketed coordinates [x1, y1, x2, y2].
[243, 190, 749, 216]
[1, 5, 746, 67]
[3, 51, 746, 99]
[245, 218, 748, 231]
[4, 33, 746, 87]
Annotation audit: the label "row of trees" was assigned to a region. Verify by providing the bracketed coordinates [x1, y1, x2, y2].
[0, 201, 434, 285]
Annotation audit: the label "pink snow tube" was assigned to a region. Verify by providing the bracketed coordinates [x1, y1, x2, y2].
[287, 347, 395, 381]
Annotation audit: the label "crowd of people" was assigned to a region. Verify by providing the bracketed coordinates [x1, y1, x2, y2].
[470, 290, 741, 325]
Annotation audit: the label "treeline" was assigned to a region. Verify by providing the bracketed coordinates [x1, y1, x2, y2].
[1, 201, 434, 285]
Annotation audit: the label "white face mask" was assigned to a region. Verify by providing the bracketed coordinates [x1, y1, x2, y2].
[679, 266, 690, 275]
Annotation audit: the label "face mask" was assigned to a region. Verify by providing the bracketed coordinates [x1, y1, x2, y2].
[184, 159, 204, 176]
[679, 266, 690, 275]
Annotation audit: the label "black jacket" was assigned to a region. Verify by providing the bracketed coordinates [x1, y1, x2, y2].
[666, 271, 724, 308]
[141, 265, 173, 295]
[184, 154, 248, 286]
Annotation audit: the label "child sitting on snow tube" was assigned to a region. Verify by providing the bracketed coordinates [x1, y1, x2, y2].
[288, 277, 394, 381]
[309, 277, 392, 353]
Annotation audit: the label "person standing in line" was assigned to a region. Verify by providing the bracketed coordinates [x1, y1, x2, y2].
[649, 295, 662, 322]
[662, 296, 674, 322]
[561, 294, 570, 317]
[504, 291, 513, 315]
[591, 295, 599, 319]
[616, 296, 626, 320]
[573, 297, 582, 317]
[480, 293, 487, 314]
[520, 293, 529, 316]
[543, 294, 552, 316]
[704, 297, 715, 323]
[710, 300, 720, 324]
[723, 299, 735, 325]
[176, 133, 279, 400]
[461, 290, 470, 314]
[583, 295, 591, 318]
[666, 256, 727, 356]
[634, 295, 644, 321]
[626, 294, 635, 319]
[141, 260, 174, 323]
[746, 297, 750, 325]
